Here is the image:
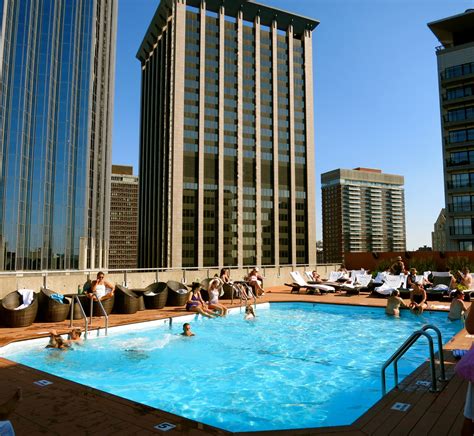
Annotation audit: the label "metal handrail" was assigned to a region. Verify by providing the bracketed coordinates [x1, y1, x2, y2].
[381, 324, 445, 396]
[421, 324, 447, 382]
[88, 296, 109, 336]
[69, 296, 88, 339]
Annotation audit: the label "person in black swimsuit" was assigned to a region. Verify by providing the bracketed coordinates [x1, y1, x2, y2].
[409, 282, 427, 314]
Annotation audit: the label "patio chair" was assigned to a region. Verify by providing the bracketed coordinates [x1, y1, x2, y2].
[38, 288, 71, 322]
[286, 271, 335, 294]
[142, 282, 168, 309]
[83, 281, 115, 316]
[113, 284, 140, 314]
[166, 281, 190, 306]
[426, 272, 452, 301]
[343, 273, 373, 295]
[0, 290, 39, 327]
[372, 274, 404, 297]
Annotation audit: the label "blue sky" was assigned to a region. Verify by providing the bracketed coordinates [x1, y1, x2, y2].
[113, 0, 474, 250]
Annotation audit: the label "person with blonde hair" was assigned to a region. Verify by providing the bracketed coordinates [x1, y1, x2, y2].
[207, 278, 228, 316]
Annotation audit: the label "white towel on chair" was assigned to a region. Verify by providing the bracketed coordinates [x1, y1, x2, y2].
[15, 289, 35, 310]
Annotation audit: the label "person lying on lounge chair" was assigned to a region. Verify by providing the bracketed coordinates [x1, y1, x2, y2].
[385, 290, 408, 317]
[409, 282, 428, 315]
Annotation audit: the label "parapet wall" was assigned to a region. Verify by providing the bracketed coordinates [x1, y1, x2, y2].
[0, 264, 341, 299]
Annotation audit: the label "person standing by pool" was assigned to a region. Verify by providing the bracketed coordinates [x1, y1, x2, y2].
[181, 323, 195, 336]
[390, 256, 407, 275]
[448, 290, 468, 321]
[185, 283, 216, 318]
[409, 282, 428, 315]
[385, 290, 408, 317]
[86, 271, 115, 301]
[207, 278, 228, 316]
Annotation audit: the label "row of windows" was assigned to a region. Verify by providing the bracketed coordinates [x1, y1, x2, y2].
[449, 128, 474, 143]
[447, 106, 474, 123]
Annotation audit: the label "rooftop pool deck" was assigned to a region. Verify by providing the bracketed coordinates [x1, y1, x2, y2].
[0, 287, 472, 435]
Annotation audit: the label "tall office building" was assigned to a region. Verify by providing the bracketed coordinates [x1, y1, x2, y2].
[0, 1, 117, 270]
[321, 168, 406, 263]
[432, 208, 447, 251]
[137, 0, 318, 268]
[109, 165, 139, 270]
[428, 10, 474, 251]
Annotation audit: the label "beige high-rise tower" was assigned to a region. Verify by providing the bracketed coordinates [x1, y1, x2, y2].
[137, 0, 319, 268]
[321, 168, 406, 263]
[429, 10, 474, 251]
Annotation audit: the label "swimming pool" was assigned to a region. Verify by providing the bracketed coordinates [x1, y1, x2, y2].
[1, 302, 462, 432]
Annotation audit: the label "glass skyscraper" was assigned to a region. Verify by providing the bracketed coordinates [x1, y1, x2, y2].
[137, 0, 318, 268]
[0, 0, 117, 270]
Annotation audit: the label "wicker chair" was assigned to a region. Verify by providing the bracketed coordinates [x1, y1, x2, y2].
[67, 295, 88, 320]
[1, 290, 39, 327]
[114, 285, 140, 314]
[83, 280, 115, 316]
[143, 282, 168, 309]
[38, 288, 71, 322]
[222, 283, 235, 299]
[166, 281, 190, 306]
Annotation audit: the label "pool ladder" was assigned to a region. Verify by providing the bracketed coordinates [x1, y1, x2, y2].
[230, 282, 257, 311]
[69, 295, 109, 340]
[381, 324, 447, 396]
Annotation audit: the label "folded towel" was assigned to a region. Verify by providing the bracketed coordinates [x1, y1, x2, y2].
[50, 293, 65, 304]
[15, 289, 35, 310]
[144, 291, 157, 296]
[0, 420, 14, 436]
[432, 284, 449, 291]
[453, 349, 468, 360]
[176, 288, 188, 294]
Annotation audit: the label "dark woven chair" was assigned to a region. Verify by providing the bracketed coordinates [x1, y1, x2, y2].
[222, 283, 234, 299]
[83, 280, 115, 316]
[143, 282, 168, 309]
[1, 291, 39, 327]
[114, 284, 139, 314]
[68, 295, 88, 320]
[166, 281, 190, 306]
[38, 288, 71, 322]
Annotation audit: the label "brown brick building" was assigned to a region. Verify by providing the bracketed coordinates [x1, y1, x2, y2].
[109, 165, 139, 269]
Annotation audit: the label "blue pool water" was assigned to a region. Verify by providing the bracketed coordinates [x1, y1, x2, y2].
[1, 303, 462, 432]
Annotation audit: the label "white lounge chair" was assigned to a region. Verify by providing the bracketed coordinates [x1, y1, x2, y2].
[342, 273, 372, 294]
[287, 271, 335, 294]
[373, 274, 404, 297]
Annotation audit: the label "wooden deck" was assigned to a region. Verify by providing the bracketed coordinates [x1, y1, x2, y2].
[0, 287, 472, 435]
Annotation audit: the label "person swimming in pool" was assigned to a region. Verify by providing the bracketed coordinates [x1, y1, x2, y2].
[385, 290, 408, 317]
[46, 330, 71, 350]
[181, 323, 195, 336]
[244, 304, 256, 320]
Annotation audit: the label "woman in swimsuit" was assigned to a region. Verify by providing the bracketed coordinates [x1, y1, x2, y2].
[207, 278, 227, 316]
[409, 282, 428, 315]
[185, 283, 216, 318]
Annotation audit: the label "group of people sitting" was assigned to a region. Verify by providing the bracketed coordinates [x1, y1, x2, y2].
[184, 267, 265, 318]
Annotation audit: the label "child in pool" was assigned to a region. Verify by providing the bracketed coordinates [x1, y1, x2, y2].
[244, 304, 256, 320]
